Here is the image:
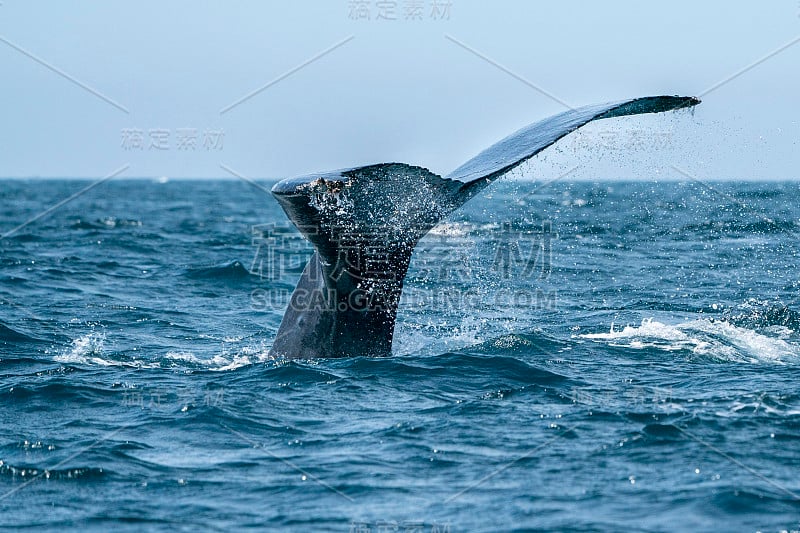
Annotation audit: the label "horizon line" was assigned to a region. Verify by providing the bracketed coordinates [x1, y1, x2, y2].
[1, 175, 799, 182]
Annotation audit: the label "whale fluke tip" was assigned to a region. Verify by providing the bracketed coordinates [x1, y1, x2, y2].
[596, 95, 700, 120]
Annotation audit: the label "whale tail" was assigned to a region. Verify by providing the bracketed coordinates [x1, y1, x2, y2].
[268, 95, 700, 358]
[269, 163, 464, 358]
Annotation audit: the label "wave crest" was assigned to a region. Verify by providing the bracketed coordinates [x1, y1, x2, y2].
[579, 317, 800, 363]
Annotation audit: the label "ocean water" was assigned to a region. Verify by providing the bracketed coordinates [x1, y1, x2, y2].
[1, 178, 799, 532]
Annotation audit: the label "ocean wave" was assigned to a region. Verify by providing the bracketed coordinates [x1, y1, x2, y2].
[394, 316, 489, 356]
[579, 317, 800, 363]
[51, 332, 282, 372]
[726, 392, 800, 417]
[0, 323, 41, 343]
[679, 219, 798, 237]
[184, 260, 253, 280]
[164, 346, 276, 372]
[68, 217, 143, 230]
[54, 333, 160, 369]
[0, 460, 106, 481]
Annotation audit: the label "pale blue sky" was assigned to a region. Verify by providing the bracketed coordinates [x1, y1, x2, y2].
[0, 0, 798, 180]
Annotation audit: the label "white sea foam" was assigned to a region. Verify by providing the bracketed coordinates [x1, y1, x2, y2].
[55, 333, 159, 368]
[579, 317, 800, 363]
[427, 222, 473, 238]
[394, 315, 489, 356]
[55, 335, 277, 371]
[54, 333, 111, 366]
[166, 345, 277, 371]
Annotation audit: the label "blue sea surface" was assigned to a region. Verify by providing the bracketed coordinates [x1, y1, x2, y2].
[1, 178, 799, 531]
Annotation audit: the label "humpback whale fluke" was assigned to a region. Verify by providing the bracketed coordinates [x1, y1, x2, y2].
[268, 95, 700, 359]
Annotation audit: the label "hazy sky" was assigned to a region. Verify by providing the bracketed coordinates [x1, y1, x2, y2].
[0, 0, 798, 180]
